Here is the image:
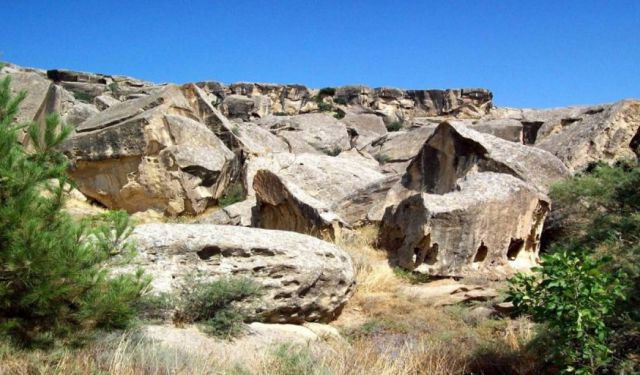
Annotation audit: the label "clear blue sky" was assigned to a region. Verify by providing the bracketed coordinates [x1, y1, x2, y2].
[2, 0, 639, 108]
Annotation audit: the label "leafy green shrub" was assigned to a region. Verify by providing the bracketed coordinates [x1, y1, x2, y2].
[545, 161, 640, 372]
[68, 88, 94, 103]
[218, 180, 246, 207]
[508, 251, 626, 373]
[273, 111, 289, 116]
[333, 96, 348, 105]
[386, 121, 404, 132]
[317, 101, 333, 112]
[393, 267, 431, 284]
[107, 82, 120, 96]
[176, 277, 262, 338]
[322, 145, 342, 156]
[374, 153, 391, 165]
[0, 75, 149, 347]
[333, 110, 346, 119]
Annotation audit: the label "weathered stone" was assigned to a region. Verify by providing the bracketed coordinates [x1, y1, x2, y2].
[131, 224, 356, 323]
[63, 102, 99, 127]
[196, 199, 257, 226]
[534, 100, 640, 171]
[379, 172, 549, 277]
[63, 86, 235, 215]
[249, 153, 385, 237]
[367, 126, 437, 163]
[403, 121, 569, 194]
[341, 112, 387, 149]
[333, 175, 400, 225]
[94, 94, 121, 110]
[270, 113, 351, 154]
[467, 119, 523, 143]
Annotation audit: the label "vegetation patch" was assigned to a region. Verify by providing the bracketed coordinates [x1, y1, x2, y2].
[0, 75, 148, 348]
[174, 276, 263, 338]
[386, 121, 404, 132]
[219, 180, 246, 207]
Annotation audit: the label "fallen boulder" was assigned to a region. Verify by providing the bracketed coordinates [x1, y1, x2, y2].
[63, 86, 236, 215]
[131, 224, 356, 323]
[378, 172, 549, 277]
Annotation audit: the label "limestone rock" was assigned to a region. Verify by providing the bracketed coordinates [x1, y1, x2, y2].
[63, 102, 99, 127]
[534, 100, 640, 171]
[268, 113, 351, 154]
[341, 112, 388, 149]
[131, 224, 356, 323]
[403, 121, 570, 194]
[249, 153, 385, 236]
[378, 172, 549, 277]
[196, 199, 257, 226]
[63, 86, 235, 215]
[94, 94, 121, 110]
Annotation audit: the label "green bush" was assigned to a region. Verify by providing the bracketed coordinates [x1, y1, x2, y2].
[508, 161, 640, 373]
[317, 101, 333, 112]
[508, 251, 626, 373]
[386, 121, 404, 132]
[322, 145, 342, 156]
[0, 75, 149, 347]
[68, 88, 93, 103]
[333, 96, 348, 105]
[176, 277, 262, 338]
[374, 153, 391, 165]
[218, 180, 246, 207]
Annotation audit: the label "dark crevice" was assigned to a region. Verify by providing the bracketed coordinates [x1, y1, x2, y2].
[473, 243, 488, 263]
[507, 238, 525, 260]
[197, 246, 221, 260]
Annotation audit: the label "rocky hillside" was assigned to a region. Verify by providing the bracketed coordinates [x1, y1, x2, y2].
[2, 62, 639, 292]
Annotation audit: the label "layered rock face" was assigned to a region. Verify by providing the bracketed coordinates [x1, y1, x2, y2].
[131, 224, 356, 323]
[63, 85, 236, 215]
[377, 122, 569, 277]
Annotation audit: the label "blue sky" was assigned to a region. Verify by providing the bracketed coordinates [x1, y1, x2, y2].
[2, 0, 639, 108]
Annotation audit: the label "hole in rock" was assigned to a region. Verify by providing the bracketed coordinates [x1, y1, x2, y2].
[507, 238, 525, 260]
[521, 121, 544, 145]
[424, 244, 438, 265]
[473, 243, 488, 263]
[196, 246, 221, 260]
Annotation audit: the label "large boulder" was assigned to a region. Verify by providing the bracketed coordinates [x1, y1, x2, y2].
[378, 172, 549, 277]
[63, 86, 236, 215]
[266, 113, 351, 154]
[403, 121, 570, 194]
[341, 112, 388, 149]
[131, 224, 356, 323]
[249, 153, 385, 237]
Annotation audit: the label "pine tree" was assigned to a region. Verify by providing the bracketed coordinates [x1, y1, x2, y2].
[0, 68, 149, 347]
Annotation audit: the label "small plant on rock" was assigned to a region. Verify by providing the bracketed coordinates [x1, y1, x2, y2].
[386, 121, 404, 132]
[175, 276, 262, 338]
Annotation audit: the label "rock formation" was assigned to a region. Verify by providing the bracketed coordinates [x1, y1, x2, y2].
[2, 62, 639, 283]
[131, 224, 356, 323]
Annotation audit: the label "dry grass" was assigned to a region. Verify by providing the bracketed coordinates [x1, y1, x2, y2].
[0, 225, 545, 375]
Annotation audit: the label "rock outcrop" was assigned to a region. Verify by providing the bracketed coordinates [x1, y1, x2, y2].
[377, 122, 569, 277]
[379, 172, 549, 277]
[248, 153, 385, 237]
[63, 86, 236, 215]
[402, 121, 570, 194]
[131, 224, 356, 323]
